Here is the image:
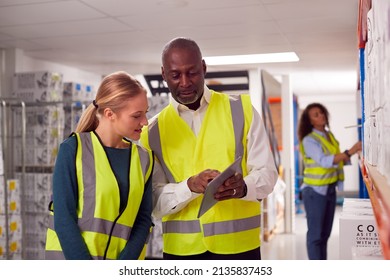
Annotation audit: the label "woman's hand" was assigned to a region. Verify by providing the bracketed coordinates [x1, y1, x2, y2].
[349, 141, 362, 155]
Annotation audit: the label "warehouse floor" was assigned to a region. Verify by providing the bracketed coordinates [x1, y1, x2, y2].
[261, 205, 342, 260]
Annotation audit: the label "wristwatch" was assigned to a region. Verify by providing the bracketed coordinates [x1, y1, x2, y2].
[344, 149, 351, 158]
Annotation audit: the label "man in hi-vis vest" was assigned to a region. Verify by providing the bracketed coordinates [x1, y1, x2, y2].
[140, 37, 278, 260]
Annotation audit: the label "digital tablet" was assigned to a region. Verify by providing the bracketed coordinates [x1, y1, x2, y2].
[197, 156, 242, 218]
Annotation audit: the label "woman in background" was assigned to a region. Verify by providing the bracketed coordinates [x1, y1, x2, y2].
[298, 102, 361, 260]
[45, 71, 153, 260]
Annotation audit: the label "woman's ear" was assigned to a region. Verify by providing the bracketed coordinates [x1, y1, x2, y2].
[103, 108, 115, 120]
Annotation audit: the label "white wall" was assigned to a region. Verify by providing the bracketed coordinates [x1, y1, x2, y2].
[22, 55, 102, 89]
[248, 68, 262, 115]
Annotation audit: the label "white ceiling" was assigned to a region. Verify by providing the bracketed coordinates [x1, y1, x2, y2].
[0, 0, 360, 97]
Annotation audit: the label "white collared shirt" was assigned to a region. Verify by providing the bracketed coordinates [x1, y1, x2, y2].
[151, 85, 278, 219]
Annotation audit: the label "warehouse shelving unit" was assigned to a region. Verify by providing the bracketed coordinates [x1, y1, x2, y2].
[0, 70, 94, 259]
[357, 0, 390, 259]
[0, 99, 64, 259]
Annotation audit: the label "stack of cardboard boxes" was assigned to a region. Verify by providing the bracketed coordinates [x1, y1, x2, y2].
[0, 71, 98, 259]
[63, 82, 94, 137]
[10, 71, 64, 259]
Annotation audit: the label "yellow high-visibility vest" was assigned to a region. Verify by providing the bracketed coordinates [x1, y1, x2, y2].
[300, 131, 344, 186]
[141, 91, 261, 255]
[45, 132, 153, 259]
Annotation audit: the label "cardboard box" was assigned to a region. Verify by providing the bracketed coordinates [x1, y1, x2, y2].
[13, 71, 62, 91]
[12, 71, 63, 102]
[339, 199, 383, 259]
[63, 82, 95, 102]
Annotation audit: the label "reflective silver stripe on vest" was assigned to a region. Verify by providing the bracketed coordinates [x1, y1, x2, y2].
[80, 217, 131, 240]
[162, 220, 201, 233]
[46, 250, 110, 260]
[304, 171, 338, 180]
[145, 230, 152, 244]
[48, 214, 54, 230]
[78, 132, 97, 228]
[203, 215, 261, 237]
[229, 96, 244, 163]
[149, 120, 176, 183]
[47, 212, 133, 241]
[304, 162, 322, 168]
[162, 215, 260, 236]
[48, 215, 129, 243]
[45, 251, 65, 260]
[46, 250, 107, 260]
[77, 133, 132, 239]
[136, 145, 150, 178]
[149, 95, 245, 183]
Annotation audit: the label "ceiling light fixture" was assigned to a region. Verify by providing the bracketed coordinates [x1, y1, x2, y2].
[204, 52, 299, 65]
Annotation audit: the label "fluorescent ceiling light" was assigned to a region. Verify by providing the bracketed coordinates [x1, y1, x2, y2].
[204, 52, 299, 65]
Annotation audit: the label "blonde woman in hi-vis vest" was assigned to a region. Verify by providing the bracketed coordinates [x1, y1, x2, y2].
[45, 71, 154, 260]
[298, 102, 361, 260]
